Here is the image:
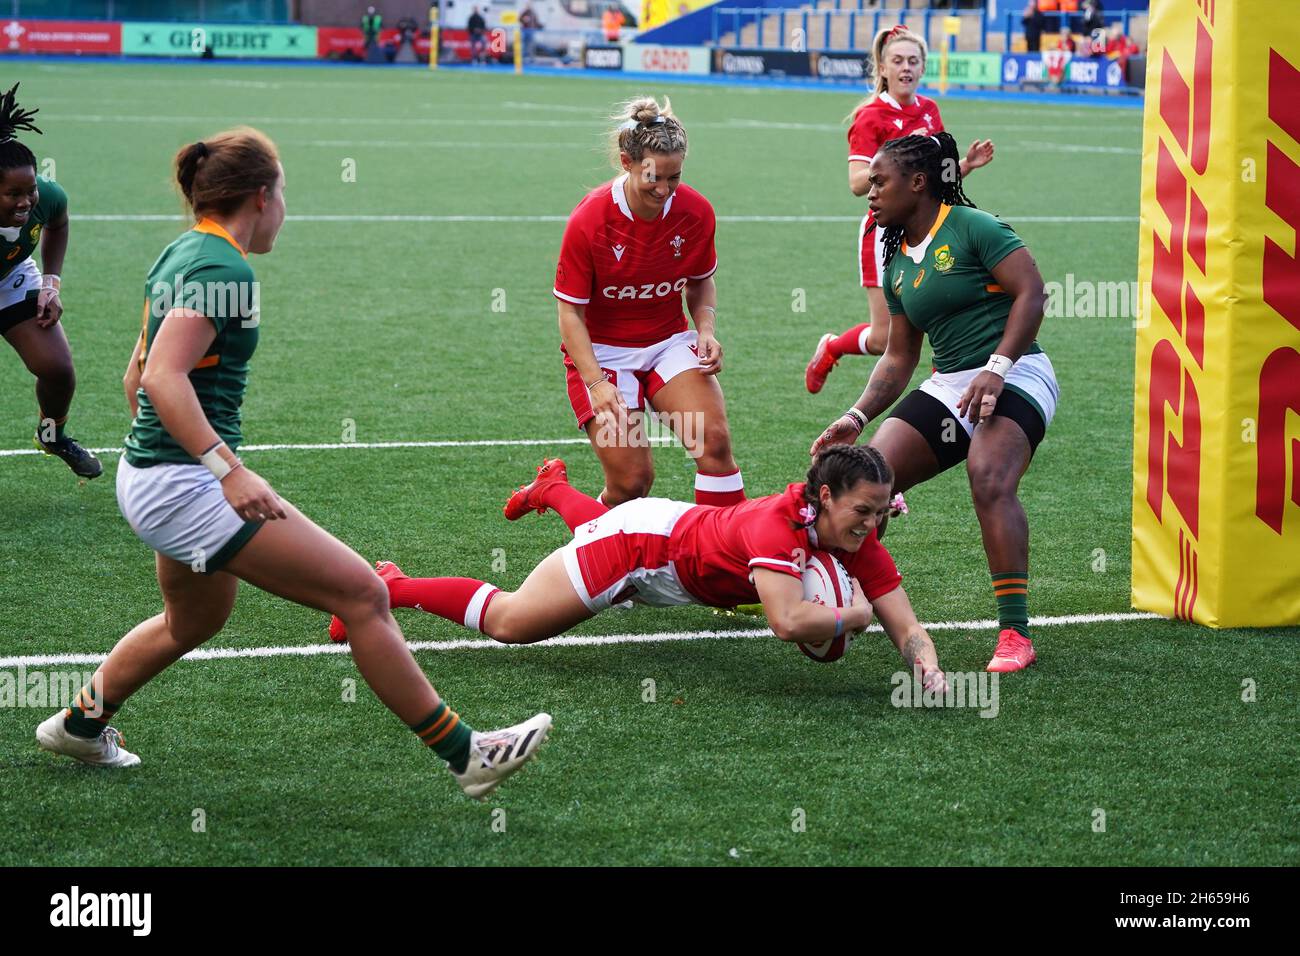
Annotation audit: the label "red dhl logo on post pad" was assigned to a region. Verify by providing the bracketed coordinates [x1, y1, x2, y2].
[1145, 15, 1213, 618]
[1257, 51, 1300, 535]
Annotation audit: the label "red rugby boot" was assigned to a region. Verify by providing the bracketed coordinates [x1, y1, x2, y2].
[805, 333, 838, 394]
[503, 458, 569, 521]
[985, 629, 1037, 673]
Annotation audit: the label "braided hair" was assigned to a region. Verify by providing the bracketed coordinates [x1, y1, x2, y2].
[609, 96, 688, 168]
[872, 130, 977, 270]
[800, 445, 894, 525]
[0, 83, 41, 174]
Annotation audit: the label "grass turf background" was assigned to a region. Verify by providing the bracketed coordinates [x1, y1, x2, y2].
[0, 62, 1295, 865]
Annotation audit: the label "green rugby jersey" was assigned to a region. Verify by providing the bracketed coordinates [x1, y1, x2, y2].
[124, 219, 260, 468]
[0, 177, 66, 282]
[883, 204, 1042, 373]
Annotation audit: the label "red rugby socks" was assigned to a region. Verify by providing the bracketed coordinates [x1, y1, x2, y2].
[387, 576, 499, 632]
[539, 483, 608, 532]
[829, 324, 872, 358]
[694, 469, 745, 507]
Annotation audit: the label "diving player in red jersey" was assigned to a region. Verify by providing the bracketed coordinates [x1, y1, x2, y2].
[805, 24, 995, 394]
[514, 96, 744, 515]
[336, 446, 949, 692]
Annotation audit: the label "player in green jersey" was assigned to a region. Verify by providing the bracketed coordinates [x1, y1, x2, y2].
[36, 127, 550, 799]
[0, 84, 100, 478]
[812, 131, 1058, 675]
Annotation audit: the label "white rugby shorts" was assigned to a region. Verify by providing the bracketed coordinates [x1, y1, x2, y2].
[0, 258, 39, 310]
[560, 497, 698, 611]
[116, 455, 262, 572]
[565, 329, 701, 428]
[919, 351, 1059, 438]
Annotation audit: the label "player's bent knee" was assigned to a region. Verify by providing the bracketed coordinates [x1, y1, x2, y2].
[34, 358, 75, 388]
[968, 465, 1018, 511]
[698, 420, 733, 463]
[606, 470, 654, 504]
[164, 606, 227, 648]
[336, 571, 391, 622]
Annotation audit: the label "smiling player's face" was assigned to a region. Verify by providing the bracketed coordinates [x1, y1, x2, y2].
[620, 150, 683, 220]
[867, 154, 921, 228]
[814, 479, 892, 552]
[0, 166, 38, 229]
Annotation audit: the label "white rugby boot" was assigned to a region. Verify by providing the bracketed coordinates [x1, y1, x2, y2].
[36, 711, 141, 768]
[450, 712, 551, 800]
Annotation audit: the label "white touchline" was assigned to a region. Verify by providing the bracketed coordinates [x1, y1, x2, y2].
[1015, 140, 1142, 155]
[68, 213, 1138, 224]
[0, 613, 1163, 668]
[0, 436, 676, 458]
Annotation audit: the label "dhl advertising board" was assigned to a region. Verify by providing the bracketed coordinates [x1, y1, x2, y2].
[1133, 0, 1300, 626]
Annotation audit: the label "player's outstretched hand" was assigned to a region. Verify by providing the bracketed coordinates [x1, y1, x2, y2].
[917, 658, 949, 696]
[956, 370, 1004, 425]
[697, 333, 723, 375]
[809, 414, 862, 456]
[34, 288, 63, 328]
[221, 465, 287, 522]
[965, 138, 995, 172]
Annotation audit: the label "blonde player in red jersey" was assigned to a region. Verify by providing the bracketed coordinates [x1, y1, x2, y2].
[507, 96, 744, 517]
[805, 24, 996, 393]
[334, 446, 949, 694]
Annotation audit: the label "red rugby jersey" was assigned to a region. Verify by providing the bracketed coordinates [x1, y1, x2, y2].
[847, 92, 946, 164]
[553, 175, 718, 348]
[669, 484, 902, 608]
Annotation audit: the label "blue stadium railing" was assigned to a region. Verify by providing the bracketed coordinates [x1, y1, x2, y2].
[710, 5, 1143, 53]
[7, 0, 293, 23]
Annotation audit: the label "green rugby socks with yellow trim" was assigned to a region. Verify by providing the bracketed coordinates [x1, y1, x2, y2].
[410, 701, 474, 773]
[63, 681, 121, 739]
[992, 571, 1031, 639]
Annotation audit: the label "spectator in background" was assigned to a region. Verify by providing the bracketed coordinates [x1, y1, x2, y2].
[1105, 22, 1140, 74]
[1022, 1, 1045, 52]
[1047, 24, 1074, 87]
[467, 6, 488, 65]
[602, 4, 626, 43]
[361, 6, 382, 49]
[1081, 0, 1106, 54]
[519, 3, 541, 62]
[1081, 0, 1105, 33]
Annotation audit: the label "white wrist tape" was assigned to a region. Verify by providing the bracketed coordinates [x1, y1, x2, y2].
[199, 442, 234, 480]
[844, 407, 869, 432]
[984, 354, 1014, 378]
[42, 274, 61, 290]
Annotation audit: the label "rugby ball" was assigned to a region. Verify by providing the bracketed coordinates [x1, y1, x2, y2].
[797, 551, 856, 663]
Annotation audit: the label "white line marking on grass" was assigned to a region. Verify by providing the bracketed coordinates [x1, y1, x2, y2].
[70, 213, 1137, 224]
[0, 436, 675, 458]
[0, 612, 1164, 669]
[500, 100, 601, 113]
[295, 139, 575, 149]
[1016, 140, 1142, 155]
[53, 113, 1143, 139]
